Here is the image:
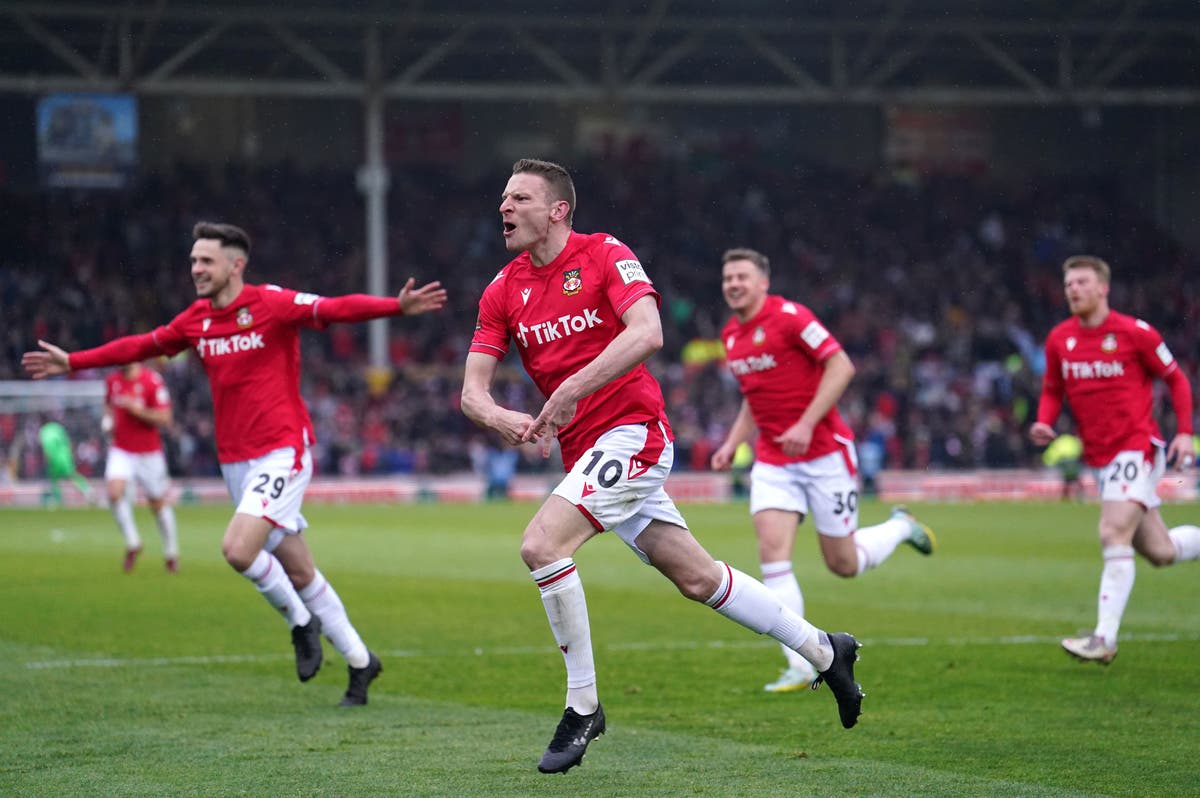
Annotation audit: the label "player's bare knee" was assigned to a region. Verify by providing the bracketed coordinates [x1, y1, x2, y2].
[757, 544, 790, 563]
[826, 556, 858, 578]
[1097, 522, 1133, 548]
[1144, 549, 1175, 568]
[659, 559, 720, 602]
[221, 538, 255, 571]
[286, 565, 316, 590]
[519, 525, 557, 570]
[673, 572, 717, 602]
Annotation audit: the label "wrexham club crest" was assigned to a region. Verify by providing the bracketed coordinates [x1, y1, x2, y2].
[236, 307, 253, 328]
[562, 268, 582, 296]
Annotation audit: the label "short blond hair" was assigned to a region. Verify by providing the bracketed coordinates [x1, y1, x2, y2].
[512, 158, 576, 225]
[1062, 255, 1110, 283]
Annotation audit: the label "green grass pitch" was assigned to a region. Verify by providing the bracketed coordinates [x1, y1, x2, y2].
[2, 499, 1197, 797]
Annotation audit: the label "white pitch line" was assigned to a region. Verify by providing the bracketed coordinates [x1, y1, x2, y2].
[25, 653, 291, 670]
[23, 631, 1200, 671]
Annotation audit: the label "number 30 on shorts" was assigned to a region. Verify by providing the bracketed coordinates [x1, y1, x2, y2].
[833, 490, 858, 515]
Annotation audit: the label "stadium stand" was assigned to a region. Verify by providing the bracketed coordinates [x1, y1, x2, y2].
[2, 158, 1196, 481]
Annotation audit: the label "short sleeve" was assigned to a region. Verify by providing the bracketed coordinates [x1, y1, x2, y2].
[259, 285, 328, 328]
[784, 301, 842, 362]
[153, 316, 193, 358]
[468, 276, 511, 358]
[1134, 319, 1176, 378]
[592, 239, 658, 318]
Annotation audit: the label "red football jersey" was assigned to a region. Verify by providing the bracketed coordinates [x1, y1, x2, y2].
[1038, 310, 1180, 466]
[106, 366, 169, 453]
[70, 284, 404, 465]
[147, 284, 332, 463]
[721, 295, 854, 465]
[469, 231, 671, 470]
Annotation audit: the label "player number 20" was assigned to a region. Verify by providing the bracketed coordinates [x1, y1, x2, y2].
[1107, 460, 1140, 483]
[252, 473, 286, 500]
[581, 450, 623, 488]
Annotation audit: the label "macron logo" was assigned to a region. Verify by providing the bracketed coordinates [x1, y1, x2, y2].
[197, 332, 266, 359]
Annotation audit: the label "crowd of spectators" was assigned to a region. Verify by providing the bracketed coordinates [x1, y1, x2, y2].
[3, 150, 1197, 483]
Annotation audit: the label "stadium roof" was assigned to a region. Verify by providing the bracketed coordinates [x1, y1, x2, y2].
[3, 1, 1200, 105]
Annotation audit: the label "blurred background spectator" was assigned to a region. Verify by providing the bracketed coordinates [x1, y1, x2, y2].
[3, 157, 1195, 479]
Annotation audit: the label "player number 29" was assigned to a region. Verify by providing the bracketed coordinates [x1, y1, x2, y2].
[252, 473, 286, 499]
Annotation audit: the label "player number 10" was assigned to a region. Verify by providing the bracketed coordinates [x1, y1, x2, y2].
[581, 450, 624, 488]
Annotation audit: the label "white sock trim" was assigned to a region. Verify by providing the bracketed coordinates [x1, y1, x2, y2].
[155, 506, 178, 558]
[708, 562, 818, 655]
[532, 559, 596, 691]
[112, 499, 140, 549]
[1168, 525, 1200, 562]
[1094, 545, 1135, 646]
[240, 550, 311, 628]
[301, 569, 369, 668]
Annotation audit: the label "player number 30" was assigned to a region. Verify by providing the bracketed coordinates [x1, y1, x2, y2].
[833, 490, 858, 514]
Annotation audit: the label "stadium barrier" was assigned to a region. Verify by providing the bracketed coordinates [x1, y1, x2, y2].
[1, 469, 1196, 508]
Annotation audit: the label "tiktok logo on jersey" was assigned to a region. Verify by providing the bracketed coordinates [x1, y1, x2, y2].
[515, 308, 603, 348]
[196, 332, 266, 358]
[727, 353, 778, 375]
[1060, 359, 1125, 379]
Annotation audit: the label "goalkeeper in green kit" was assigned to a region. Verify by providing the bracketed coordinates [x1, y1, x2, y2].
[38, 420, 95, 507]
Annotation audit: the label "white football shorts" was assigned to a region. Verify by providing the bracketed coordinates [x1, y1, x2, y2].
[104, 446, 171, 500]
[1094, 447, 1164, 510]
[749, 445, 860, 537]
[221, 446, 311, 552]
[553, 421, 688, 563]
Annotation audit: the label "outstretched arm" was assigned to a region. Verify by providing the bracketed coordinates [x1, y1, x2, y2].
[314, 279, 447, 324]
[397, 278, 447, 316]
[461, 351, 539, 447]
[22, 340, 71, 379]
[522, 294, 663, 452]
[25, 332, 172, 378]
